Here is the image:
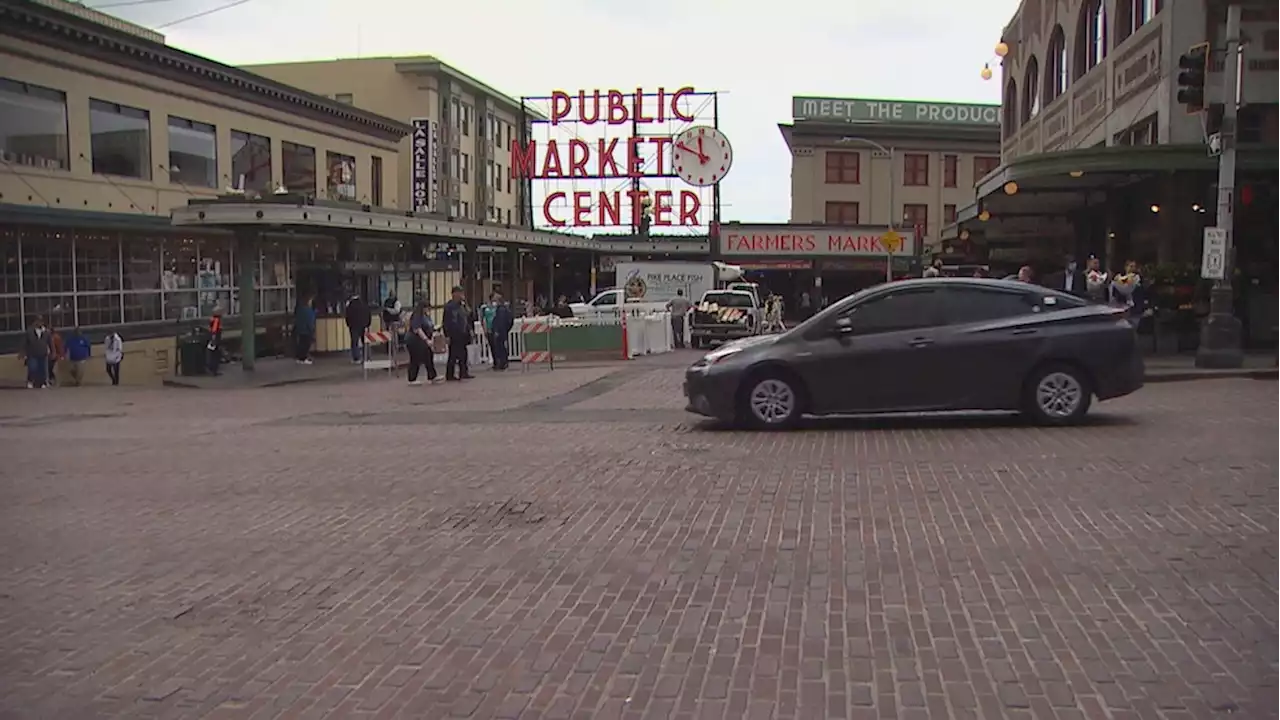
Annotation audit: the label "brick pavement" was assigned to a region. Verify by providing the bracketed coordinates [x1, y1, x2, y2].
[0, 367, 1275, 720]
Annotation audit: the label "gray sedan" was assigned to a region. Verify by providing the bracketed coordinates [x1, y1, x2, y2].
[683, 278, 1144, 429]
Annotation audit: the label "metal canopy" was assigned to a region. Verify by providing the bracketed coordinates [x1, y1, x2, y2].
[170, 202, 710, 255]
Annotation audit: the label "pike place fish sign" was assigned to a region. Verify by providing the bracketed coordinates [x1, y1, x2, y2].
[793, 97, 1000, 126]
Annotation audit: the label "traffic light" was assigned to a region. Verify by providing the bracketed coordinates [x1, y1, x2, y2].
[1176, 42, 1210, 112]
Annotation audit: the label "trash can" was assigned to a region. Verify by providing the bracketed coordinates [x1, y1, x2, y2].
[179, 332, 208, 376]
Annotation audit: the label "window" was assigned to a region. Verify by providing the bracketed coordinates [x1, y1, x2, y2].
[843, 288, 942, 335]
[902, 204, 929, 235]
[902, 154, 929, 186]
[460, 153, 471, 184]
[974, 156, 1000, 185]
[1003, 79, 1019, 138]
[451, 98, 461, 129]
[371, 155, 383, 206]
[461, 105, 472, 136]
[594, 292, 617, 307]
[281, 141, 316, 195]
[944, 204, 958, 225]
[824, 201, 860, 225]
[505, 208, 511, 225]
[89, 99, 150, 179]
[326, 151, 357, 201]
[334, 93, 353, 104]
[1075, 0, 1107, 79]
[1116, 115, 1158, 146]
[451, 149, 461, 180]
[166, 116, 216, 188]
[1044, 26, 1069, 103]
[494, 163, 503, 190]
[1022, 57, 1041, 122]
[230, 130, 272, 194]
[1118, 0, 1161, 42]
[943, 155, 958, 187]
[0, 78, 69, 171]
[459, 200, 471, 219]
[943, 287, 1037, 325]
[451, 199, 461, 218]
[825, 151, 860, 184]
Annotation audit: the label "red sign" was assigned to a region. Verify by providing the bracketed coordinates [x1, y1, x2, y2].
[549, 87, 696, 126]
[515, 87, 708, 229]
[718, 226, 911, 257]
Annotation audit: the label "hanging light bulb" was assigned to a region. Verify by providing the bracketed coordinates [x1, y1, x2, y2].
[981, 64, 993, 81]
[995, 42, 1009, 57]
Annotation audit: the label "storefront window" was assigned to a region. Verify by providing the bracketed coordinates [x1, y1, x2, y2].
[21, 230, 73, 294]
[326, 151, 357, 201]
[0, 296, 21, 333]
[0, 78, 69, 171]
[262, 241, 289, 286]
[197, 237, 233, 316]
[77, 291, 122, 327]
[89, 99, 151, 180]
[0, 229, 19, 295]
[75, 231, 121, 292]
[167, 116, 217, 188]
[163, 238, 199, 320]
[24, 294, 74, 329]
[231, 130, 272, 194]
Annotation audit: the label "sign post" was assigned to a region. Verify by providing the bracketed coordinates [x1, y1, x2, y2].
[1200, 227, 1227, 280]
[879, 230, 904, 282]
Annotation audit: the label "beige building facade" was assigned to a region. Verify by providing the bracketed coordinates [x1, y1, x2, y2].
[0, 0, 411, 384]
[781, 97, 1002, 257]
[244, 57, 532, 229]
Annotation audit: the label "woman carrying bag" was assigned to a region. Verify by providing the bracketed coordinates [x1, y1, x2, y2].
[405, 302, 440, 386]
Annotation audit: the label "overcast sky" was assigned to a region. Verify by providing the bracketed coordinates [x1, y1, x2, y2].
[98, 0, 1019, 225]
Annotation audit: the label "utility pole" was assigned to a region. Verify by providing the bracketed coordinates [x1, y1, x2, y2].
[1196, 3, 1244, 368]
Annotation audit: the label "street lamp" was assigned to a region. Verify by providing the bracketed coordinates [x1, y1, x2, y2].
[838, 136, 898, 281]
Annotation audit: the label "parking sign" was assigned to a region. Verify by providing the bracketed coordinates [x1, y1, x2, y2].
[1200, 227, 1227, 280]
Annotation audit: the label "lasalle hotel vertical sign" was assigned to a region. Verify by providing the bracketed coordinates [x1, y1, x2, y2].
[410, 118, 439, 213]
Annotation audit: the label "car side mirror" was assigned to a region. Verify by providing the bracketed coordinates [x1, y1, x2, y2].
[833, 316, 855, 335]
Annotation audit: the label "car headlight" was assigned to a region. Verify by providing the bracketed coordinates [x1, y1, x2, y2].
[704, 345, 743, 365]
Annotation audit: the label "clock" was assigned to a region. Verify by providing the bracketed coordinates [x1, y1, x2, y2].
[671, 125, 733, 187]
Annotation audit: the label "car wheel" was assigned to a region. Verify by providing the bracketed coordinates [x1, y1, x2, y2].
[739, 373, 803, 430]
[1023, 363, 1093, 425]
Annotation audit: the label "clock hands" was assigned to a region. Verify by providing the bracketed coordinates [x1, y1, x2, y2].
[675, 142, 710, 164]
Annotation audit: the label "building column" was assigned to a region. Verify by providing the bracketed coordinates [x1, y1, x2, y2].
[237, 229, 259, 371]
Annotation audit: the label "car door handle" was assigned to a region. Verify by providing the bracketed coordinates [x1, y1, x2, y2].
[1011, 328, 1039, 336]
[908, 337, 934, 348]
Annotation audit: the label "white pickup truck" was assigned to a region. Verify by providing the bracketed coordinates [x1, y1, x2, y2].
[569, 288, 668, 317]
[689, 289, 763, 348]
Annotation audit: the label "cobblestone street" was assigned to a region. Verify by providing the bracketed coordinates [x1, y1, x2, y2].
[0, 358, 1275, 720]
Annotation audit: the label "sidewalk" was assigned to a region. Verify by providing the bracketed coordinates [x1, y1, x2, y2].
[163, 354, 368, 389]
[1143, 352, 1277, 381]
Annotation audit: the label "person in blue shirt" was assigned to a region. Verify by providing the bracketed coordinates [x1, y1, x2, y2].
[64, 326, 92, 386]
[489, 290, 515, 371]
[294, 294, 317, 365]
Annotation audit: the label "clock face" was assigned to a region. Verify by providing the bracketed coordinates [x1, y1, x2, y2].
[671, 126, 733, 187]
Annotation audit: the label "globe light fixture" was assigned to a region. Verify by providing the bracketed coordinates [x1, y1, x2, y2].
[981, 64, 993, 81]
[995, 42, 1009, 57]
[1003, 181, 1019, 195]
[978, 210, 991, 222]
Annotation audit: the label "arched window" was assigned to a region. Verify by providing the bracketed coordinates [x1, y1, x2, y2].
[1022, 56, 1041, 122]
[1003, 78, 1019, 138]
[1043, 26, 1069, 103]
[1074, 0, 1107, 79]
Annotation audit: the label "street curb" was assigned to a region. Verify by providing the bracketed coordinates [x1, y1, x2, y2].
[1143, 368, 1277, 383]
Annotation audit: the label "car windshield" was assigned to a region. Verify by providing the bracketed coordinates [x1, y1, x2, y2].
[701, 293, 753, 308]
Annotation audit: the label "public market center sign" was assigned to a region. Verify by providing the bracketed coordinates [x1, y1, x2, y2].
[792, 96, 1000, 126]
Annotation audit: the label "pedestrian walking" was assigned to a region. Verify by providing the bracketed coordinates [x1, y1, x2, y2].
[294, 294, 316, 365]
[46, 323, 64, 386]
[405, 301, 440, 385]
[490, 290, 514, 370]
[666, 289, 691, 349]
[64, 326, 91, 386]
[21, 315, 52, 389]
[344, 294, 370, 363]
[443, 285, 473, 381]
[206, 307, 224, 375]
[104, 331, 124, 386]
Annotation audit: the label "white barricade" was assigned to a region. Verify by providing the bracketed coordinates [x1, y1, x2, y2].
[362, 330, 395, 378]
[624, 311, 675, 358]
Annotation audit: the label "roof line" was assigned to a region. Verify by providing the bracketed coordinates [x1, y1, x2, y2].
[1, 0, 413, 140]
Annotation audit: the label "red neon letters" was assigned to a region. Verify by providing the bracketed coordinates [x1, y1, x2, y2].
[509, 137, 672, 180]
[549, 87, 696, 126]
[542, 190, 701, 229]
